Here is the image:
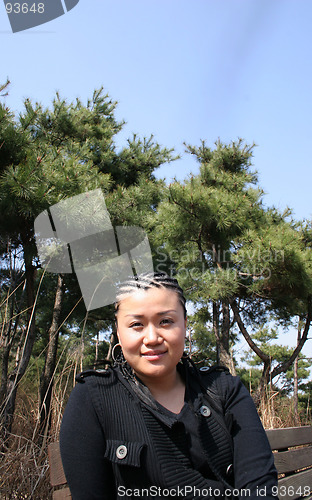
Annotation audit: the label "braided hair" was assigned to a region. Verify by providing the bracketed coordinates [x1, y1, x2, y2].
[114, 272, 187, 318]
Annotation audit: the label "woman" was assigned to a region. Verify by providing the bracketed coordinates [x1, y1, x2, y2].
[60, 272, 277, 500]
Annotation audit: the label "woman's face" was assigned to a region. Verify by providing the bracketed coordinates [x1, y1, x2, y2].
[116, 287, 186, 385]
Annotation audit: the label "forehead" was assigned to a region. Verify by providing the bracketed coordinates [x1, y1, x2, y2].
[116, 287, 181, 315]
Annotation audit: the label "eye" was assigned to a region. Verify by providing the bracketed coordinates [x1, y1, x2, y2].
[129, 321, 143, 328]
[160, 318, 174, 325]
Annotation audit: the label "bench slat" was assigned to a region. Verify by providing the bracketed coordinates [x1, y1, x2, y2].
[278, 468, 312, 500]
[266, 427, 312, 450]
[48, 441, 68, 487]
[274, 446, 312, 474]
[53, 488, 72, 500]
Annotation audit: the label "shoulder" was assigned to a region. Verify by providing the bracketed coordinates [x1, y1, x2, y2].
[197, 364, 244, 400]
[65, 365, 128, 420]
[197, 364, 231, 387]
[68, 365, 120, 405]
[198, 364, 229, 375]
[64, 366, 113, 402]
[75, 365, 115, 384]
[73, 364, 136, 403]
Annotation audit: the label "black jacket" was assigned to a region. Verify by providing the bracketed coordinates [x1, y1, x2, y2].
[60, 362, 277, 500]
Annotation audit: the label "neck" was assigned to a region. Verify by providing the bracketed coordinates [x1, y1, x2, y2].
[135, 368, 185, 413]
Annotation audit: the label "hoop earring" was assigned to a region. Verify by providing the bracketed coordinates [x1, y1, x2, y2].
[112, 343, 126, 365]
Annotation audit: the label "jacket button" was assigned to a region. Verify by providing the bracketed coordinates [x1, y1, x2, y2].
[226, 464, 233, 475]
[116, 445, 128, 459]
[200, 405, 211, 417]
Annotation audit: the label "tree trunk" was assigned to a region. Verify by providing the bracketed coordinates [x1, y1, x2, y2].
[231, 298, 312, 409]
[39, 274, 64, 438]
[231, 298, 271, 407]
[0, 284, 15, 407]
[212, 302, 220, 364]
[94, 332, 100, 368]
[271, 302, 311, 380]
[294, 354, 299, 425]
[107, 328, 118, 362]
[212, 300, 236, 375]
[221, 300, 236, 375]
[0, 343, 11, 409]
[293, 316, 303, 426]
[0, 280, 26, 408]
[0, 237, 37, 441]
[253, 358, 271, 408]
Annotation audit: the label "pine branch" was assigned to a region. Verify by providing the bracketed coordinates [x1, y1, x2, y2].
[271, 298, 312, 379]
[230, 298, 270, 363]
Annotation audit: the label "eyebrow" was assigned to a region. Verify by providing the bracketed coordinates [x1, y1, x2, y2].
[125, 310, 177, 318]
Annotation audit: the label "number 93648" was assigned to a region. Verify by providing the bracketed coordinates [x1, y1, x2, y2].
[272, 485, 311, 497]
[5, 2, 45, 14]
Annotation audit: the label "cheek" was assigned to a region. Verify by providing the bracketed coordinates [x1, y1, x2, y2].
[169, 329, 186, 348]
[118, 330, 141, 353]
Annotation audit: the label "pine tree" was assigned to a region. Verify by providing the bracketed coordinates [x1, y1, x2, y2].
[153, 139, 312, 402]
[0, 88, 176, 438]
[153, 139, 261, 373]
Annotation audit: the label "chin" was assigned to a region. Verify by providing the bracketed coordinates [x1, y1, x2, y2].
[139, 363, 176, 380]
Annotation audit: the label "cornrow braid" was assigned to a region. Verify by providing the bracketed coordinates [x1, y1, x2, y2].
[115, 272, 187, 318]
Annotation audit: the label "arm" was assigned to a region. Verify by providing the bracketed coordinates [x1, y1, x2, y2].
[60, 381, 116, 500]
[221, 372, 278, 500]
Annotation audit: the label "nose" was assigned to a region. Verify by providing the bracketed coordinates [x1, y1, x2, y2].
[143, 323, 163, 345]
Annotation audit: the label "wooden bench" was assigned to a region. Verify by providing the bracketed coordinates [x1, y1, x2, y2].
[48, 426, 312, 499]
[48, 441, 72, 499]
[266, 426, 312, 500]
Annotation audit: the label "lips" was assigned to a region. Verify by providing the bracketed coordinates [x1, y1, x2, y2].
[141, 350, 167, 360]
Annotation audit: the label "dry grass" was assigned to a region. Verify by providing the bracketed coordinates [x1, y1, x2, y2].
[0, 354, 77, 499]
[258, 387, 311, 429]
[0, 399, 52, 499]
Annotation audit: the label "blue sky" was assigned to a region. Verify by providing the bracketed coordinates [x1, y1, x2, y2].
[1, 0, 312, 360]
[1, 0, 311, 220]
